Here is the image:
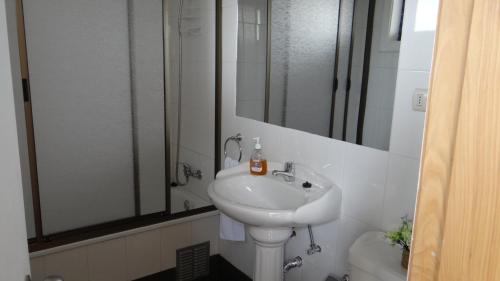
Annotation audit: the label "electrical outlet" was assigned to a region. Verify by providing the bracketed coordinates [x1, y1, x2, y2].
[412, 89, 428, 112]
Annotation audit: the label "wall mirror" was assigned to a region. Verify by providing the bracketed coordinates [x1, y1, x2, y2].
[236, 0, 405, 150]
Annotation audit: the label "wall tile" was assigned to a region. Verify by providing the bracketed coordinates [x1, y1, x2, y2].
[363, 108, 394, 151]
[237, 23, 268, 64]
[194, 154, 215, 201]
[235, 118, 285, 163]
[221, 61, 238, 118]
[381, 154, 420, 231]
[160, 222, 193, 270]
[177, 147, 213, 202]
[236, 100, 266, 122]
[87, 238, 127, 281]
[284, 226, 309, 259]
[44, 247, 88, 281]
[29, 218, 212, 281]
[281, 129, 345, 185]
[30, 257, 45, 281]
[236, 61, 266, 102]
[284, 266, 302, 281]
[283, 227, 306, 281]
[398, 0, 438, 71]
[219, 235, 255, 278]
[191, 215, 219, 256]
[300, 221, 340, 280]
[180, 102, 215, 159]
[166, 0, 216, 208]
[342, 143, 389, 227]
[126, 229, 162, 280]
[178, 146, 200, 175]
[334, 216, 377, 275]
[181, 61, 215, 109]
[366, 67, 398, 110]
[222, 0, 238, 8]
[222, 2, 238, 62]
[389, 70, 429, 159]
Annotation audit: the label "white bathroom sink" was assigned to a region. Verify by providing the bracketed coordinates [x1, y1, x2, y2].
[208, 162, 341, 281]
[208, 162, 341, 227]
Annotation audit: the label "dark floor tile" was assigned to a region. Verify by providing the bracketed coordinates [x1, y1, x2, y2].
[136, 255, 252, 281]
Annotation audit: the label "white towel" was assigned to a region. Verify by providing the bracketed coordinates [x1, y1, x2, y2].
[219, 157, 245, 241]
[220, 213, 245, 241]
[224, 156, 239, 171]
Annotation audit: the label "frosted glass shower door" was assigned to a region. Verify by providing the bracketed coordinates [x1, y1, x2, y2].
[23, 0, 138, 234]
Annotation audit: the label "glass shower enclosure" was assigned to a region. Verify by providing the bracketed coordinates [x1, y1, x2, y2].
[19, 0, 217, 244]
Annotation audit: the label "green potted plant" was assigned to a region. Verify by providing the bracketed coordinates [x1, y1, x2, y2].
[386, 216, 413, 269]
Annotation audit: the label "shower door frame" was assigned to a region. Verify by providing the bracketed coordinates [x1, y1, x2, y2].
[17, 0, 222, 253]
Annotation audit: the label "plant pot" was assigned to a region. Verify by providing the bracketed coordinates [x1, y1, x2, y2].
[401, 248, 410, 269]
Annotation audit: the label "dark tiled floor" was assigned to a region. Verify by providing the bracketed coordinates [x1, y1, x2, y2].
[136, 255, 252, 281]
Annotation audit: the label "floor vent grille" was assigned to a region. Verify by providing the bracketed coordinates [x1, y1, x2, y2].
[176, 242, 210, 281]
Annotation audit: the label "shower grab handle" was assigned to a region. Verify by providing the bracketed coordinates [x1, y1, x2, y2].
[224, 133, 243, 162]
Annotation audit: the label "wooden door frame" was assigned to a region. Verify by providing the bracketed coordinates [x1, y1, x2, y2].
[409, 0, 474, 278]
[409, 0, 500, 280]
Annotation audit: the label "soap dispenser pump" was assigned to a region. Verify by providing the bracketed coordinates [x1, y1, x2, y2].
[249, 137, 267, 175]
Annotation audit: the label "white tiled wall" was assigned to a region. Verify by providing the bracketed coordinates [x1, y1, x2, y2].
[166, 0, 216, 207]
[235, 0, 267, 122]
[346, 0, 401, 150]
[29, 214, 219, 281]
[220, 0, 438, 279]
[28, 0, 438, 279]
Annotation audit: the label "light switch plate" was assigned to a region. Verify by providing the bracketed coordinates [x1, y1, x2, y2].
[412, 89, 428, 112]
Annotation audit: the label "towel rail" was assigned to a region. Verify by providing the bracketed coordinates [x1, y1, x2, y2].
[224, 133, 243, 162]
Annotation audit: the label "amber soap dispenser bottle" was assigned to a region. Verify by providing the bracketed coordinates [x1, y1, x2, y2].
[249, 137, 267, 176]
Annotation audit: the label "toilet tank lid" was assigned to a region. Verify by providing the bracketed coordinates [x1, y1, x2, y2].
[348, 231, 407, 281]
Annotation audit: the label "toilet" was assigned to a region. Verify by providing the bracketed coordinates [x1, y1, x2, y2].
[348, 231, 407, 281]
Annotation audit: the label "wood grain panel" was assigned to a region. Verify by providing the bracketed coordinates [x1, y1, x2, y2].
[408, 0, 475, 279]
[410, 0, 500, 280]
[15, 0, 27, 79]
[437, 0, 500, 280]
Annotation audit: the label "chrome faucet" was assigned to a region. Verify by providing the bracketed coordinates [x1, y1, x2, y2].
[283, 256, 302, 273]
[182, 163, 203, 180]
[272, 161, 295, 182]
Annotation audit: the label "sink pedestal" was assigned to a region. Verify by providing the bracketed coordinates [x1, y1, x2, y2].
[248, 226, 292, 281]
[208, 163, 342, 280]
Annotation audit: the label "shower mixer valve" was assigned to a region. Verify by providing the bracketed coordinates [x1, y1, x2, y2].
[182, 163, 203, 180]
[173, 163, 202, 186]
